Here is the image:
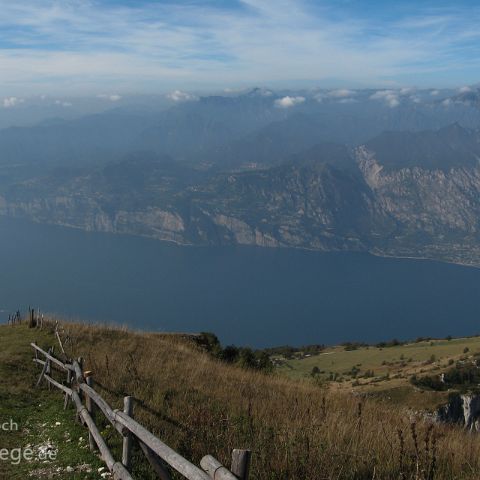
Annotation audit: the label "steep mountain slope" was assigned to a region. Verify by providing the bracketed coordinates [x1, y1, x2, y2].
[207, 102, 480, 168]
[2, 124, 480, 266]
[364, 123, 480, 170]
[0, 112, 155, 167]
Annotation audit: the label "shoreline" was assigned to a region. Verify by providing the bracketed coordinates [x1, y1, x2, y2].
[3, 213, 479, 270]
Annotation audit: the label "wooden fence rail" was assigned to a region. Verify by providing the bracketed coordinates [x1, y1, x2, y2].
[31, 341, 251, 480]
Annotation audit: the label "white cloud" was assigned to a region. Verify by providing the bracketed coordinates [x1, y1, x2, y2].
[387, 97, 400, 107]
[370, 89, 400, 108]
[327, 89, 355, 98]
[442, 98, 452, 107]
[166, 90, 198, 102]
[3, 96, 23, 108]
[0, 2, 478, 94]
[315, 89, 356, 102]
[459, 86, 472, 93]
[370, 90, 394, 99]
[430, 89, 440, 96]
[97, 93, 122, 101]
[223, 87, 249, 93]
[274, 96, 305, 108]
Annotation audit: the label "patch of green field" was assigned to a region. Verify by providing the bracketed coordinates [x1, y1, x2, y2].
[276, 336, 480, 381]
[0, 324, 103, 479]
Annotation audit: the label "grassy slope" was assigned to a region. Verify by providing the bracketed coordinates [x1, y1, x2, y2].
[0, 324, 103, 479]
[4, 321, 480, 479]
[275, 336, 480, 407]
[60, 321, 480, 479]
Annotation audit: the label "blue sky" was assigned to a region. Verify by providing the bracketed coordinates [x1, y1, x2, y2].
[0, 0, 479, 95]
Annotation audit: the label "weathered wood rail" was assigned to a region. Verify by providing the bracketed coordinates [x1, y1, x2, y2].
[31, 337, 251, 480]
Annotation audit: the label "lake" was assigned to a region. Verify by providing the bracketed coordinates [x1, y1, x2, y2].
[1, 216, 480, 347]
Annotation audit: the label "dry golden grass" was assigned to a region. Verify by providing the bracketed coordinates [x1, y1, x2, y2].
[42, 320, 480, 479]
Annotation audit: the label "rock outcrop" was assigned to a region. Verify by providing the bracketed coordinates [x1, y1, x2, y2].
[436, 394, 480, 431]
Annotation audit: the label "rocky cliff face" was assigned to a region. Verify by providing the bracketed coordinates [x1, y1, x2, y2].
[2, 125, 480, 266]
[355, 145, 480, 265]
[436, 394, 480, 431]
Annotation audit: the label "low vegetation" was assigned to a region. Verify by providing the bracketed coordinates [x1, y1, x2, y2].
[274, 335, 480, 404]
[196, 333, 273, 372]
[0, 324, 103, 479]
[411, 361, 480, 392]
[6, 321, 480, 478]
[2, 321, 480, 479]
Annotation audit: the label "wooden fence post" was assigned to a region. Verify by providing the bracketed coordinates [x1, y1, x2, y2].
[64, 369, 72, 410]
[36, 347, 52, 387]
[33, 342, 39, 367]
[46, 355, 52, 390]
[231, 449, 251, 480]
[75, 357, 84, 424]
[55, 329, 66, 355]
[85, 374, 97, 451]
[138, 441, 172, 480]
[77, 358, 84, 388]
[122, 396, 134, 470]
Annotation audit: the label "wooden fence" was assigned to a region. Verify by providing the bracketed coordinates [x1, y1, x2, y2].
[30, 333, 252, 480]
[8, 307, 50, 330]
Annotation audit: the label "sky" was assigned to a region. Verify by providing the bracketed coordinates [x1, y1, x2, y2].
[0, 0, 480, 96]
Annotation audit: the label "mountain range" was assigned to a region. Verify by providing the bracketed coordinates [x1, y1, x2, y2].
[2, 87, 480, 266]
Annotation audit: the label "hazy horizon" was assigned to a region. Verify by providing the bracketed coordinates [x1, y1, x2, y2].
[0, 85, 472, 126]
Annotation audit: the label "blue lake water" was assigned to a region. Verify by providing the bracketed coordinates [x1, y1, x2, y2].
[1, 216, 480, 347]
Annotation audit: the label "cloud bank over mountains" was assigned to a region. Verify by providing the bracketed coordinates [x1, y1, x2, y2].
[275, 96, 306, 108]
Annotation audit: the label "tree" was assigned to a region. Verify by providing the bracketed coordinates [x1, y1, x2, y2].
[238, 348, 257, 369]
[198, 332, 221, 354]
[255, 351, 273, 372]
[220, 345, 239, 363]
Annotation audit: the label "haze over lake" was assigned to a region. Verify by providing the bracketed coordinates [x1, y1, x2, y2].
[1, 216, 480, 348]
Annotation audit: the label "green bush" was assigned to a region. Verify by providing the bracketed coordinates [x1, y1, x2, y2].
[411, 364, 480, 391]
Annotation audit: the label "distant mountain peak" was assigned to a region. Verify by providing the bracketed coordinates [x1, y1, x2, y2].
[365, 124, 480, 170]
[438, 122, 471, 136]
[244, 87, 274, 98]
